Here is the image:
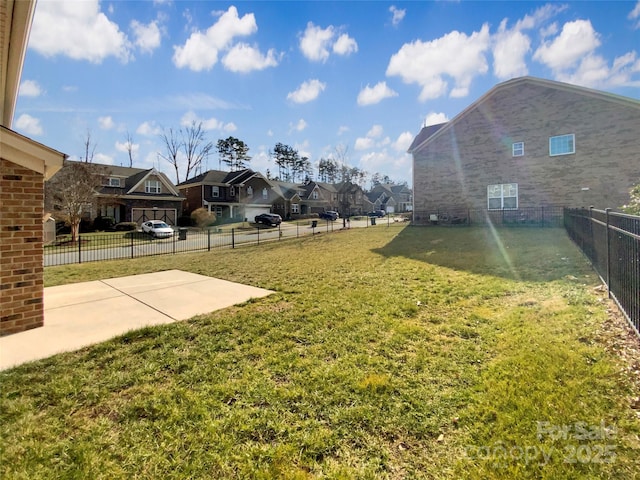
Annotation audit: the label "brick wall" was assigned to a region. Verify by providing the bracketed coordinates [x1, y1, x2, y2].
[412, 81, 640, 220]
[0, 159, 45, 335]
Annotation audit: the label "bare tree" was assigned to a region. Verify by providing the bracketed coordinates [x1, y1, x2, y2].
[82, 130, 97, 163]
[182, 121, 214, 180]
[159, 122, 213, 184]
[45, 161, 106, 242]
[158, 127, 182, 184]
[124, 131, 135, 167]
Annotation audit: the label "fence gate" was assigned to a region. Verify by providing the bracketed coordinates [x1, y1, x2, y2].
[131, 208, 177, 226]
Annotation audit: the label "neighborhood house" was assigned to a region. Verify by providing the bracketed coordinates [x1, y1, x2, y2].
[409, 76, 640, 224]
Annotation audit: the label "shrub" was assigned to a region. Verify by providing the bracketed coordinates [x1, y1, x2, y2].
[115, 222, 138, 231]
[191, 208, 217, 229]
[621, 181, 640, 215]
[93, 216, 116, 231]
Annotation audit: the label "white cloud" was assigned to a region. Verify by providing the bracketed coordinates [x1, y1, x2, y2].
[173, 6, 257, 71]
[222, 43, 280, 72]
[98, 116, 115, 130]
[629, 1, 640, 29]
[299, 22, 335, 62]
[359, 149, 412, 180]
[29, 0, 132, 63]
[389, 6, 406, 27]
[136, 121, 162, 136]
[393, 132, 414, 152]
[299, 22, 357, 62]
[15, 114, 43, 136]
[425, 112, 449, 126]
[94, 153, 115, 165]
[180, 111, 236, 132]
[532, 19, 639, 88]
[492, 19, 531, 79]
[337, 126, 349, 135]
[355, 125, 388, 151]
[333, 33, 358, 56]
[533, 20, 601, 72]
[131, 19, 162, 54]
[289, 119, 307, 133]
[287, 79, 326, 103]
[386, 24, 491, 100]
[357, 81, 398, 106]
[19, 80, 43, 97]
[115, 140, 140, 156]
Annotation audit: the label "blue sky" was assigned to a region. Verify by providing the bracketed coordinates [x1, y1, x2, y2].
[15, 0, 640, 186]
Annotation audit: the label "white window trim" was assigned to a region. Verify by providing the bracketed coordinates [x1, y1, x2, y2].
[145, 180, 161, 194]
[262, 188, 268, 199]
[230, 186, 235, 196]
[512, 142, 524, 157]
[549, 134, 575, 156]
[212, 186, 219, 197]
[291, 203, 299, 213]
[247, 186, 253, 197]
[487, 183, 518, 210]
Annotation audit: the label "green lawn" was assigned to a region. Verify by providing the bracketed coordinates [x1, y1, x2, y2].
[2, 226, 638, 479]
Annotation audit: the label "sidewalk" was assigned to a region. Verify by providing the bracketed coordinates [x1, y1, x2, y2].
[0, 270, 274, 371]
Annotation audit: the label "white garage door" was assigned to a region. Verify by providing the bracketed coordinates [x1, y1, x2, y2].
[244, 206, 270, 222]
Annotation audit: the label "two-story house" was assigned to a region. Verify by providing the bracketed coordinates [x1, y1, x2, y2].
[178, 169, 277, 222]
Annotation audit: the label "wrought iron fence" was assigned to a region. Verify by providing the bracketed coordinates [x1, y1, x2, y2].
[44, 216, 405, 267]
[412, 206, 565, 227]
[564, 207, 640, 337]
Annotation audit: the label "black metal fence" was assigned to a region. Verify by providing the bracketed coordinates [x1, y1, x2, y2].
[564, 207, 640, 337]
[44, 217, 404, 267]
[413, 206, 565, 227]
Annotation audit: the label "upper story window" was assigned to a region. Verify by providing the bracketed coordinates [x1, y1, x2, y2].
[230, 186, 235, 196]
[247, 186, 253, 197]
[312, 190, 319, 199]
[262, 188, 268, 199]
[488, 183, 518, 210]
[104, 177, 120, 187]
[145, 180, 161, 194]
[549, 134, 575, 156]
[212, 186, 219, 197]
[512, 142, 524, 157]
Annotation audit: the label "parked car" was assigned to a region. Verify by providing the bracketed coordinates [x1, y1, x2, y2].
[254, 213, 282, 226]
[319, 211, 339, 221]
[368, 210, 386, 217]
[141, 220, 174, 238]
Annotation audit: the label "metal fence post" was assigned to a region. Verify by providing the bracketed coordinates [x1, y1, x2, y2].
[232, 228, 235, 249]
[207, 228, 211, 251]
[78, 235, 82, 264]
[257, 226, 260, 245]
[131, 232, 134, 259]
[605, 208, 611, 298]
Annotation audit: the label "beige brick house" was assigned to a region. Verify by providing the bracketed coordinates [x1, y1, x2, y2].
[1, 0, 66, 335]
[409, 77, 640, 224]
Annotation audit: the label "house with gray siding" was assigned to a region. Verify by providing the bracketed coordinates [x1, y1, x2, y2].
[409, 76, 640, 224]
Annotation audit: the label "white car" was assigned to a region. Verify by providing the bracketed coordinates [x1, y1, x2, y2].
[141, 220, 174, 238]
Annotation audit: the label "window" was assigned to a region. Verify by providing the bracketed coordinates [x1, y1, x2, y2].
[488, 183, 518, 210]
[312, 190, 318, 199]
[262, 188, 268, 199]
[291, 203, 299, 214]
[212, 186, 219, 197]
[145, 180, 161, 194]
[512, 142, 524, 157]
[247, 186, 253, 197]
[215, 207, 223, 216]
[230, 186, 235, 196]
[549, 134, 575, 156]
[105, 177, 120, 187]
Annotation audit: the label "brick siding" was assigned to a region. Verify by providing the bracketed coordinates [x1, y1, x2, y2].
[412, 81, 640, 221]
[1, 159, 45, 335]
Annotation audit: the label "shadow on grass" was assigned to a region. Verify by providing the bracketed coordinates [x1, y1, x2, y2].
[373, 225, 594, 283]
